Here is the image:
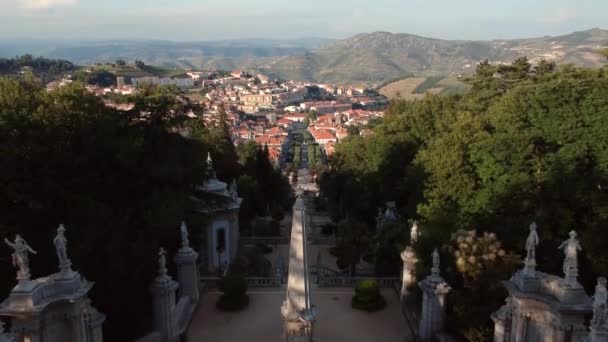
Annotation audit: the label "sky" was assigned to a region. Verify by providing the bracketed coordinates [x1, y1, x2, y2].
[0, 0, 607, 41]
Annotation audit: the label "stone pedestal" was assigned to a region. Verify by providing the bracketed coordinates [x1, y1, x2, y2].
[174, 233, 200, 305]
[400, 246, 418, 301]
[418, 274, 451, 341]
[150, 251, 179, 342]
[0, 271, 105, 342]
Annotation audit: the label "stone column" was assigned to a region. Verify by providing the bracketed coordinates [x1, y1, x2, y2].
[400, 246, 418, 300]
[174, 222, 200, 304]
[418, 249, 451, 342]
[150, 248, 179, 342]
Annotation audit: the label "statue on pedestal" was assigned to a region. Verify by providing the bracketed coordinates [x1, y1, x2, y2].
[4, 235, 37, 281]
[180, 221, 190, 249]
[524, 222, 539, 275]
[158, 248, 168, 276]
[559, 231, 582, 285]
[592, 277, 608, 328]
[54, 224, 72, 273]
[432, 248, 440, 276]
[410, 221, 419, 245]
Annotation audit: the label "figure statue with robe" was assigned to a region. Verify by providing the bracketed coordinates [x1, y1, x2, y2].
[4, 235, 37, 281]
[180, 221, 190, 249]
[54, 224, 72, 272]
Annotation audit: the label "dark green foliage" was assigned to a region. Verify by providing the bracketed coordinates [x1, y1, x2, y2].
[320, 223, 336, 236]
[0, 80, 206, 341]
[320, 61, 608, 336]
[216, 275, 250, 311]
[255, 243, 273, 255]
[73, 69, 117, 87]
[229, 247, 272, 277]
[351, 279, 387, 312]
[0, 55, 75, 78]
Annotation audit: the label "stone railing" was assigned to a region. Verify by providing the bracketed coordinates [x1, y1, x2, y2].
[393, 282, 420, 341]
[318, 277, 400, 288]
[200, 276, 281, 289]
[239, 237, 289, 246]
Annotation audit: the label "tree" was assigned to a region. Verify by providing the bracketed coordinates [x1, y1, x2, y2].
[116, 59, 126, 66]
[135, 60, 146, 69]
[335, 218, 372, 276]
[0, 79, 207, 341]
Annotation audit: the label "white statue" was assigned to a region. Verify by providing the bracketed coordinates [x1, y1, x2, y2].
[432, 248, 440, 276]
[592, 277, 608, 328]
[559, 230, 582, 285]
[4, 235, 37, 281]
[180, 221, 190, 249]
[230, 179, 238, 200]
[158, 248, 167, 276]
[54, 224, 72, 272]
[410, 221, 420, 244]
[525, 222, 539, 262]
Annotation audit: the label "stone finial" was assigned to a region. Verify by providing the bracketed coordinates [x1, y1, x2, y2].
[54, 224, 73, 274]
[523, 222, 539, 276]
[592, 277, 608, 329]
[410, 221, 420, 244]
[559, 230, 582, 286]
[432, 248, 440, 276]
[4, 235, 37, 282]
[180, 221, 190, 249]
[230, 179, 238, 199]
[158, 248, 168, 276]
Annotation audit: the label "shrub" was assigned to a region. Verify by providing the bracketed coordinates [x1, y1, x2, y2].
[351, 279, 387, 312]
[216, 275, 250, 311]
[321, 223, 336, 236]
[255, 243, 273, 254]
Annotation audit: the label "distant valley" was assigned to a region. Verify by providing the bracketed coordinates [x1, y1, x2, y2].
[1, 28, 607, 84]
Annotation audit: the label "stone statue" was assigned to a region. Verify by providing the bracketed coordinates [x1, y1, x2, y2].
[54, 224, 72, 272]
[523, 222, 539, 276]
[410, 221, 419, 244]
[559, 230, 582, 285]
[432, 248, 440, 276]
[230, 179, 238, 200]
[4, 235, 37, 281]
[592, 277, 608, 328]
[525, 222, 539, 261]
[158, 248, 167, 276]
[180, 221, 190, 249]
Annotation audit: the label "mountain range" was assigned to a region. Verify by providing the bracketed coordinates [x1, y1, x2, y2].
[2, 29, 607, 83]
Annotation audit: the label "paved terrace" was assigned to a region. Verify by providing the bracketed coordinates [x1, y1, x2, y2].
[187, 287, 411, 342]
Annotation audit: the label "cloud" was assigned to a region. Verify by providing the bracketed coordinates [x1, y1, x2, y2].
[20, 0, 78, 10]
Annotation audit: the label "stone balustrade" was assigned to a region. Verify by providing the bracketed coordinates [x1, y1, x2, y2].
[318, 277, 400, 288]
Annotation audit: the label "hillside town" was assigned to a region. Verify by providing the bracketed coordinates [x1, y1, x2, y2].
[54, 68, 389, 166]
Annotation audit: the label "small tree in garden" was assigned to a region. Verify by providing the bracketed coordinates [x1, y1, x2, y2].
[448, 229, 507, 288]
[216, 275, 250, 311]
[351, 279, 387, 312]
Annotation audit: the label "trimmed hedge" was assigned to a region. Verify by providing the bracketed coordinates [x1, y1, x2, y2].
[216, 275, 250, 311]
[351, 279, 387, 312]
